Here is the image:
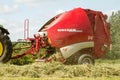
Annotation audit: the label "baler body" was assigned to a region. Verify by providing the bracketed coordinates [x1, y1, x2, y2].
[39, 8, 111, 59]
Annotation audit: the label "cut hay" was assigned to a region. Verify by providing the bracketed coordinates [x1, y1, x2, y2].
[0, 62, 120, 78]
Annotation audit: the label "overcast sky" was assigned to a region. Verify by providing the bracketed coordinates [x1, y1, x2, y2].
[0, 0, 120, 41]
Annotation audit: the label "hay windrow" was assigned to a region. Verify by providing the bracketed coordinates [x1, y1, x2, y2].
[0, 62, 120, 78]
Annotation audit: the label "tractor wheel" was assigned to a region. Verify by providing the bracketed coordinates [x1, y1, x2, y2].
[78, 54, 95, 65]
[0, 31, 12, 63]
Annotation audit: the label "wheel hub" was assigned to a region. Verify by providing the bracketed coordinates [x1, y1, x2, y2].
[0, 42, 3, 56]
[82, 58, 91, 64]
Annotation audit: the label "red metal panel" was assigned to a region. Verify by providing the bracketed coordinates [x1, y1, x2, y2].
[47, 8, 93, 48]
[93, 13, 111, 58]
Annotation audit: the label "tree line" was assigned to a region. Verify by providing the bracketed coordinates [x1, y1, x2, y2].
[106, 10, 120, 59]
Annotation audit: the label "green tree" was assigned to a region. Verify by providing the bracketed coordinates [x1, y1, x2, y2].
[107, 11, 120, 59]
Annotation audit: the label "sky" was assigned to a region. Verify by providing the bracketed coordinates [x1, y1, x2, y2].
[0, 0, 120, 41]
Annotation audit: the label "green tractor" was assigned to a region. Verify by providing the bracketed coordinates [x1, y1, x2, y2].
[0, 25, 12, 63]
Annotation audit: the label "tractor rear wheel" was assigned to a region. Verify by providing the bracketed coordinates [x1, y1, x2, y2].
[0, 31, 12, 63]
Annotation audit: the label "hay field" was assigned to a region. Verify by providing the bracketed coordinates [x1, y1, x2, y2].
[0, 59, 120, 80]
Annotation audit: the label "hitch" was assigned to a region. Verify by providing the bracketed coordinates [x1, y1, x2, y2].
[11, 34, 45, 59]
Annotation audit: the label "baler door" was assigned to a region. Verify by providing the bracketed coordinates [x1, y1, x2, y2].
[94, 13, 111, 58]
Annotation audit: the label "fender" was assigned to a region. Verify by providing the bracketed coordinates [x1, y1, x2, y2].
[60, 41, 94, 59]
[0, 27, 9, 34]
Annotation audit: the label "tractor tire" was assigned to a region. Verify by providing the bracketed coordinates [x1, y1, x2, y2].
[0, 31, 12, 63]
[78, 54, 95, 65]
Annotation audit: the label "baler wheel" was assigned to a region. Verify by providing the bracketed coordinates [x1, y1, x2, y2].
[78, 54, 94, 65]
[0, 30, 12, 63]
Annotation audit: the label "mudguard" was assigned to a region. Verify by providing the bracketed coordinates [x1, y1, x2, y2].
[0, 27, 9, 34]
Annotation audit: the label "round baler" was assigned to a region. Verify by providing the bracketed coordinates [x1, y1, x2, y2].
[38, 8, 111, 64]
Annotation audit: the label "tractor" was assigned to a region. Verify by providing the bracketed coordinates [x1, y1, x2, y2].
[0, 25, 12, 63]
[0, 8, 111, 64]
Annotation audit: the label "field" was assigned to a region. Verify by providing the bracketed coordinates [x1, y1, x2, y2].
[0, 59, 120, 80]
[0, 77, 120, 80]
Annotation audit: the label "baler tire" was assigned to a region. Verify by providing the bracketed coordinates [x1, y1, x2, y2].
[78, 54, 95, 65]
[0, 31, 12, 63]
